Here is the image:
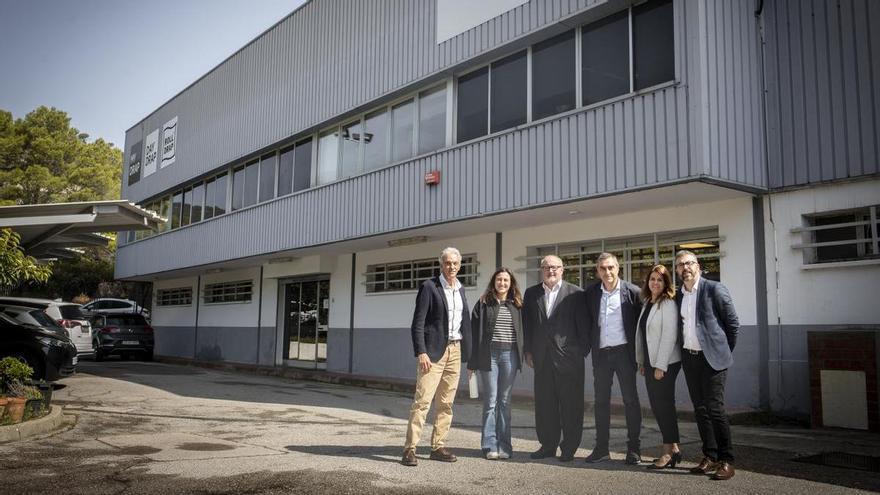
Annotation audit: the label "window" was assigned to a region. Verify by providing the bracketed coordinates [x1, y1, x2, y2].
[158, 195, 171, 231]
[340, 119, 362, 179]
[418, 85, 447, 154]
[457, 67, 489, 143]
[633, 0, 675, 90]
[214, 172, 228, 215]
[190, 182, 204, 223]
[794, 206, 880, 264]
[181, 187, 192, 226]
[259, 152, 276, 203]
[391, 99, 415, 162]
[293, 138, 312, 192]
[532, 31, 576, 120]
[278, 145, 295, 197]
[204, 280, 253, 304]
[582, 10, 630, 105]
[243, 160, 259, 207]
[490, 50, 528, 132]
[171, 191, 182, 229]
[528, 228, 722, 288]
[203, 179, 216, 219]
[231, 166, 245, 211]
[365, 254, 479, 293]
[157, 287, 193, 306]
[317, 128, 339, 185]
[363, 108, 388, 171]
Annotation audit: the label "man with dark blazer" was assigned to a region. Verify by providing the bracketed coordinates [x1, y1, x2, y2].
[581, 252, 643, 464]
[522, 254, 585, 462]
[674, 249, 739, 480]
[401, 247, 472, 467]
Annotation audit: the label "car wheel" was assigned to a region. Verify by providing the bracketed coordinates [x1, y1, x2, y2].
[94, 342, 104, 362]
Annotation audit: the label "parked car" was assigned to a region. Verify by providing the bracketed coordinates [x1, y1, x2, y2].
[0, 304, 68, 339]
[0, 312, 77, 381]
[0, 297, 93, 356]
[81, 298, 150, 319]
[90, 314, 154, 361]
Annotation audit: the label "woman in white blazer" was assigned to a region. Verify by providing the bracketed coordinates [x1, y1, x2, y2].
[635, 264, 682, 469]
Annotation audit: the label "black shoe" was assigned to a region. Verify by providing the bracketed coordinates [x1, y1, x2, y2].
[625, 451, 642, 465]
[647, 451, 681, 470]
[558, 452, 575, 462]
[530, 447, 557, 459]
[584, 449, 610, 463]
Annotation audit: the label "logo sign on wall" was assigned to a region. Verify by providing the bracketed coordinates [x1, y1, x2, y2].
[161, 116, 178, 168]
[127, 140, 143, 186]
[142, 129, 159, 178]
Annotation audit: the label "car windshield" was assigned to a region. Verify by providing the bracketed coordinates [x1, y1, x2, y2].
[59, 305, 86, 320]
[106, 315, 148, 326]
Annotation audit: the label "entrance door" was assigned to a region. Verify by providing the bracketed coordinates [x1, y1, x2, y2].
[283, 279, 329, 369]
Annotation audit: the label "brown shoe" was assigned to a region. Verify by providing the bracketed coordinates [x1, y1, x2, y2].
[401, 448, 417, 466]
[711, 462, 735, 480]
[429, 447, 457, 462]
[689, 456, 718, 474]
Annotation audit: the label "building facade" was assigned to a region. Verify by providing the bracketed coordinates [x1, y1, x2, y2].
[117, 0, 880, 424]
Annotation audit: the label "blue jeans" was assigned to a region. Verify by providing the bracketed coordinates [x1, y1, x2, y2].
[479, 343, 519, 455]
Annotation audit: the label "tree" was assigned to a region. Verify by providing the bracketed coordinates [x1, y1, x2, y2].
[0, 229, 52, 288]
[0, 106, 121, 206]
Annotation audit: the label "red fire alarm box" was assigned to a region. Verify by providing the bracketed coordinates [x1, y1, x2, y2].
[424, 170, 441, 185]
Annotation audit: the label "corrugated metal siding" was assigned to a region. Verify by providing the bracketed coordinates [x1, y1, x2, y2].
[122, 0, 607, 203]
[764, 0, 880, 187]
[117, 85, 690, 278]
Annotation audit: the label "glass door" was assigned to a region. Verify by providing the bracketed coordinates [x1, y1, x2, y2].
[283, 279, 329, 369]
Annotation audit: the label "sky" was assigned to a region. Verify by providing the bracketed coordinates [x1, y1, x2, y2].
[0, 0, 306, 149]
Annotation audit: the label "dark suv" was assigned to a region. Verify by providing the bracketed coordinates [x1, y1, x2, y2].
[91, 314, 154, 361]
[0, 312, 77, 381]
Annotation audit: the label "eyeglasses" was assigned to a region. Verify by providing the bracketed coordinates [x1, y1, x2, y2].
[542, 265, 563, 272]
[676, 260, 698, 268]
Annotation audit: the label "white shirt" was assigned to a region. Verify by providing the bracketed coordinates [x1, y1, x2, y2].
[681, 275, 702, 351]
[439, 276, 463, 341]
[543, 280, 563, 317]
[599, 281, 627, 348]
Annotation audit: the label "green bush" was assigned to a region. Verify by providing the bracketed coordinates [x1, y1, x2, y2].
[0, 357, 34, 393]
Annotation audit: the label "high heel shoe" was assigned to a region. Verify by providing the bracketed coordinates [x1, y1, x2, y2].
[647, 450, 682, 470]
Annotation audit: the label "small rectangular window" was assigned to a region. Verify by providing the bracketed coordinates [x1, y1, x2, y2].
[278, 145, 295, 197]
[363, 108, 389, 171]
[418, 85, 447, 154]
[156, 287, 193, 306]
[190, 183, 204, 223]
[204, 280, 253, 304]
[317, 128, 339, 185]
[797, 206, 879, 264]
[214, 172, 228, 216]
[243, 160, 259, 207]
[203, 179, 216, 220]
[232, 166, 245, 211]
[259, 153, 276, 202]
[365, 254, 479, 293]
[582, 11, 630, 105]
[457, 67, 489, 143]
[532, 30, 576, 120]
[391, 99, 415, 162]
[490, 50, 528, 132]
[633, 0, 675, 90]
[293, 138, 312, 192]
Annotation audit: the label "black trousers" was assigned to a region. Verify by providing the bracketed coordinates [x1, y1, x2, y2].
[682, 351, 733, 462]
[533, 357, 584, 456]
[644, 361, 681, 444]
[592, 345, 641, 453]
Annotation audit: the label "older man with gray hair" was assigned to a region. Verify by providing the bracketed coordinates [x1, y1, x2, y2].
[401, 247, 472, 466]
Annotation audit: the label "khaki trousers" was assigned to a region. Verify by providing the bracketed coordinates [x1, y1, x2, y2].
[404, 342, 461, 451]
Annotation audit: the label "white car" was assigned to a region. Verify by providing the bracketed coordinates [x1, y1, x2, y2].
[81, 298, 150, 319]
[0, 297, 93, 356]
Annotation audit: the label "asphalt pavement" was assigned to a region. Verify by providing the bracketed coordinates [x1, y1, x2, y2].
[1, 360, 878, 494]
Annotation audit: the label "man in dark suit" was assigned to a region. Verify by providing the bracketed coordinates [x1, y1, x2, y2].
[401, 247, 472, 467]
[581, 252, 643, 464]
[674, 249, 739, 480]
[522, 254, 585, 462]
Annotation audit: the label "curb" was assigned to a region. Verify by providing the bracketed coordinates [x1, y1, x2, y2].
[0, 406, 74, 444]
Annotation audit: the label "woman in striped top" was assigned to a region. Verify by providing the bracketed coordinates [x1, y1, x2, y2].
[468, 267, 524, 460]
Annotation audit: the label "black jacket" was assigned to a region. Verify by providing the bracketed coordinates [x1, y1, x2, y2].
[581, 280, 643, 366]
[410, 276, 472, 363]
[468, 298, 524, 371]
[522, 281, 584, 374]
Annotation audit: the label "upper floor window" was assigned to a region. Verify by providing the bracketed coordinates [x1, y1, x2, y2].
[533, 31, 576, 120]
[794, 206, 880, 265]
[457, 50, 527, 143]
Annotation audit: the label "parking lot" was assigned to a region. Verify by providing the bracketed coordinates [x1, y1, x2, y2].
[1, 360, 878, 494]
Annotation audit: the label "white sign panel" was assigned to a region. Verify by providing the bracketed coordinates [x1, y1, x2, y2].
[436, 0, 529, 44]
[142, 129, 159, 177]
[160, 116, 178, 168]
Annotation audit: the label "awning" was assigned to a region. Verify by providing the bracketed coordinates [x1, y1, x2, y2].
[0, 200, 163, 259]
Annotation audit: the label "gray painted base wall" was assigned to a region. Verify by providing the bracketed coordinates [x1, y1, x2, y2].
[195, 327, 259, 364]
[155, 326, 195, 359]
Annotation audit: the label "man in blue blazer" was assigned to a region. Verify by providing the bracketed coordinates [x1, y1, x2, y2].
[402, 247, 472, 466]
[674, 250, 740, 480]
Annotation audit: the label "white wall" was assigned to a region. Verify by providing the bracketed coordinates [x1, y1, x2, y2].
[764, 178, 880, 325]
[198, 267, 261, 327]
[152, 276, 198, 327]
[354, 233, 496, 328]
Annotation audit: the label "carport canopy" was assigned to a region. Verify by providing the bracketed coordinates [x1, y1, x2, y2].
[0, 200, 163, 259]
